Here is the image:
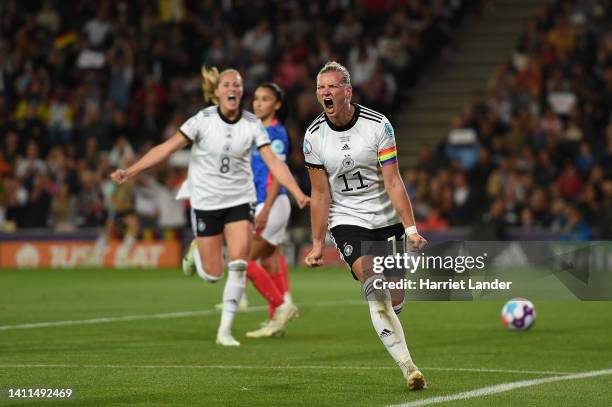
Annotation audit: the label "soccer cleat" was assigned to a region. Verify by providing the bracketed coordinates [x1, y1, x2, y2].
[245, 320, 286, 338]
[407, 370, 427, 391]
[269, 302, 299, 329]
[274, 302, 299, 324]
[182, 239, 197, 276]
[216, 331, 240, 346]
[246, 320, 276, 338]
[245, 302, 297, 338]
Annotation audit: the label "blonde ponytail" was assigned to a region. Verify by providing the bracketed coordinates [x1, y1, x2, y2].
[202, 66, 220, 105]
[201, 67, 241, 106]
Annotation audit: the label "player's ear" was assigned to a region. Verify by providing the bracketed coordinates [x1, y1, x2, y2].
[346, 85, 352, 99]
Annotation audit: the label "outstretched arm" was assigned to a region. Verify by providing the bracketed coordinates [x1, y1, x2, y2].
[304, 168, 331, 267]
[259, 145, 309, 208]
[381, 162, 427, 250]
[111, 132, 189, 184]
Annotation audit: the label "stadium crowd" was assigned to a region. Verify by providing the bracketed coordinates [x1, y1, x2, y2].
[2, 0, 610, 241]
[406, 0, 612, 240]
[0, 0, 464, 233]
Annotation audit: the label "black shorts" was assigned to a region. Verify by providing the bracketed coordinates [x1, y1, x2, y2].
[109, 209, 136, 228]
[191, 203, 255, 237]
[112, 209, 135, 220]
[330, 223, 405, 280]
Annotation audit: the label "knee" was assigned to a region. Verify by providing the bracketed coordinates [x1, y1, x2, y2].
[392, 299, 405, 315]
[201, 266, 223, 283]
[200, 258, 224, 282]
[363, 275, 393, 313]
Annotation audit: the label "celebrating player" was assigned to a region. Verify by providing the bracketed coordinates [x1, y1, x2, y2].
[244, 83, 298, 338]
[303, 61, 427, 390]
[111, 67, 309, 347]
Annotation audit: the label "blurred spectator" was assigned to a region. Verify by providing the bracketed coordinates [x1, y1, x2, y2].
[154, 170, 187, 231]
[348, 40, 378, 88]
[600, 179, 612, 239]
[556, 162, 583, 199]
[76, 170, 105, 227]
[83, 6, 112, 50]
[561, 204, 593, 241]
[134, 176, 159, 229]
[109, 136, 135, 169]
[15, 140, 46, 181]
[334, 12, 363, 47]
[47, 86, 74, 146]
[417, 206, 449, 232]
[470, 198, 508, 240]
[243, 21, 273, 58]
[50, 182, 78, 231]
[575, 142, 595, 174]
[423, 0, 612, 239]
[22, 173, 51, 228]
[360, 60, 398, 111]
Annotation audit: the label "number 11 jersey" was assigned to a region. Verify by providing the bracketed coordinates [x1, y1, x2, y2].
[180, 106, 270, 210]
[303, 104, 401, 229]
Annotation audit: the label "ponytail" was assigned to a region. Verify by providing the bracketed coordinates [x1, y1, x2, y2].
[202, 66, 220, 105]
[201, 66, 241, 106]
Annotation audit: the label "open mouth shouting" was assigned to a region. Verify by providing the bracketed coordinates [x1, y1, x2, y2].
[323, 98, 334, 113]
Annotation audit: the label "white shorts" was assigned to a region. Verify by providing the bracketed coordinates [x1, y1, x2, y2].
[256, 194, 290, 246]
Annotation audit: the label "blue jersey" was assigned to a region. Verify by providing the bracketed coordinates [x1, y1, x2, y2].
[252, 120, 289, 204]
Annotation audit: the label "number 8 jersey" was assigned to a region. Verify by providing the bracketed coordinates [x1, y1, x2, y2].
[303, 104, 401, 229]
[180, 105, 271, 210]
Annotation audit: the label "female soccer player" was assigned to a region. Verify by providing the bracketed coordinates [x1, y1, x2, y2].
[244, 83, 298, 338]
[111, 67, 309, 347]
[303, 61, 427, 390]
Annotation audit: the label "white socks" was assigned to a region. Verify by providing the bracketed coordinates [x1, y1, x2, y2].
[363, 275, 417, 379]
[218, 259, 247, 334]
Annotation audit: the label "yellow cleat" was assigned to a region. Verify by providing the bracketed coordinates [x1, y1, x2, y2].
[182, 240, 197, 276]
[407, 370, 427, 391]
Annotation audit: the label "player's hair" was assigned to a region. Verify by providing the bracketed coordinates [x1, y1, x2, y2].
[317, 61, 351, 87]
[201, 66, 240, 105]
[256, 82, 287, 123]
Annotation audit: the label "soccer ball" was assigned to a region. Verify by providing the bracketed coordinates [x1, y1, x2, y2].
[501, 298, 536, 331]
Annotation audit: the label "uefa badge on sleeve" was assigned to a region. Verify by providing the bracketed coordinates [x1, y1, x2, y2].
[384, 122, 394, 139]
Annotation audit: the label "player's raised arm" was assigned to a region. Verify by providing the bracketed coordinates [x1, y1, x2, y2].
[111, 132, 189, 184]
[381, 161, 427, 250]
[258, 145, 309, 208]
[304, 167, 330, 267]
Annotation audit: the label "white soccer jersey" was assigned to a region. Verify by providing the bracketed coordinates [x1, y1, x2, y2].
[303, 104, 401, 229]
[179, 106, 271, 210]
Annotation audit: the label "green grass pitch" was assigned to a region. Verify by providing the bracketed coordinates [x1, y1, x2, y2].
[1, 267, 611, 406]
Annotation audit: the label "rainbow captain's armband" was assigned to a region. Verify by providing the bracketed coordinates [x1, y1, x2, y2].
[378, 146, 397, 166]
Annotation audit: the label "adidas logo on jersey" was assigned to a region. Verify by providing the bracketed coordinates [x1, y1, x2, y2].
[379, 329, 393, 338]
[341, 144, 350, 150]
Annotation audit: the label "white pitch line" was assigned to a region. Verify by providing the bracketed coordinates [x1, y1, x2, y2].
[0, 364, 575, 376]
[0, 300, 363, 331]
[388, 368, 612, 407]
[422, 367, 574, 376]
